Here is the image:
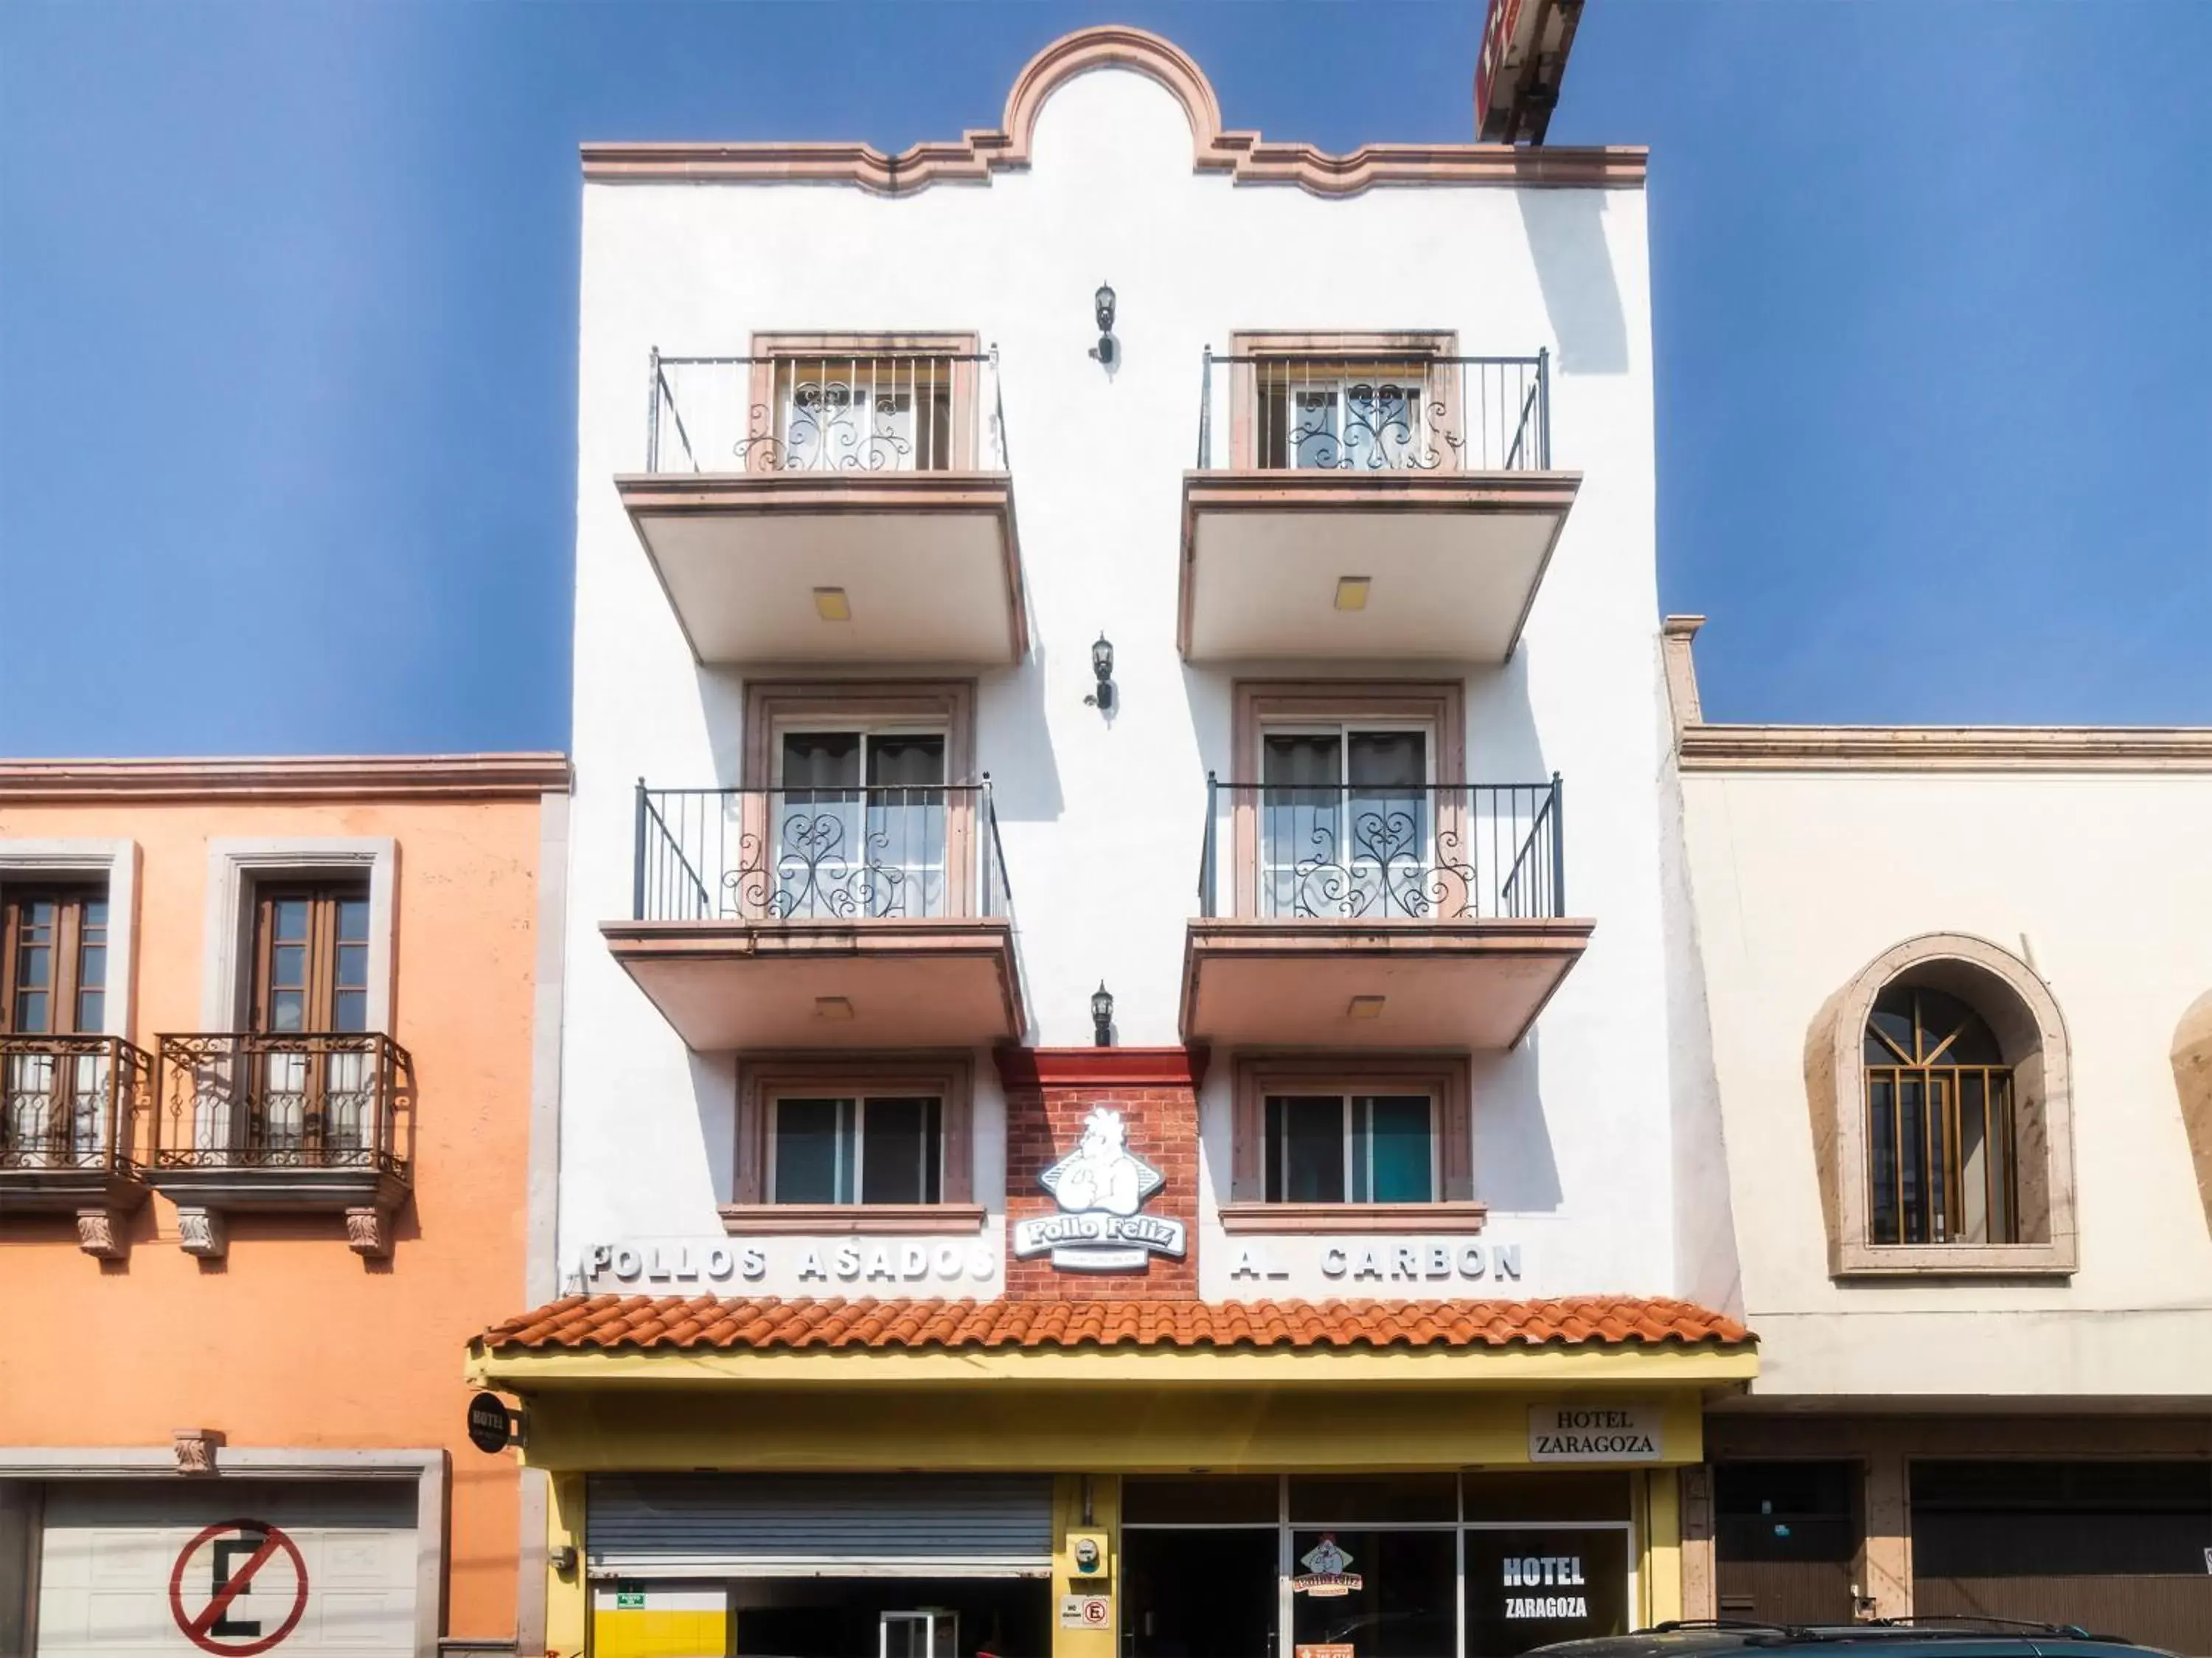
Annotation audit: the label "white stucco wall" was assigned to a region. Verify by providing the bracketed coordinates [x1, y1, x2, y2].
[1680, 766, 2212, 1397]
[560, 61, 1702, 1304]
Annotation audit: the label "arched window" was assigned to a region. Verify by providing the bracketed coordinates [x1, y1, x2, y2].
[1812, 934, 2075, 1277]
[1864, 985, 2016, 1245]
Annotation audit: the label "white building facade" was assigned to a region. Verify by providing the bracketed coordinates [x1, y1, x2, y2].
[483, 24, 1761, 1658]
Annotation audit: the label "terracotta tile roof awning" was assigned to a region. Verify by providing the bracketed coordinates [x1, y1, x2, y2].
[479, 1295, 1750, 1355]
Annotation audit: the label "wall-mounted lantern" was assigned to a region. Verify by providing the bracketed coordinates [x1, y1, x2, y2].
[1091, 982, 1115, 1047]
[1085, 634, 1116, 712]
[1090, 281, 1118, 367]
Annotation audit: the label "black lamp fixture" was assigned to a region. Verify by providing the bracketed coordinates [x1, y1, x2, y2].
[1091, 982, 1115, 1047]
[1084, 632, 1116, 711]
[1089, 280, 1118, 366]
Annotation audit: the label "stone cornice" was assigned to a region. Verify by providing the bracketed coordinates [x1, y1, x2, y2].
[581, 25, 1646, 195]
[0, 754, 571, 802]
[1678, 724, 2212, 774]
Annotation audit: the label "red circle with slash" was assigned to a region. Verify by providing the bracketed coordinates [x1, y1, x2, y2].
[168, 1519, 309, 1656]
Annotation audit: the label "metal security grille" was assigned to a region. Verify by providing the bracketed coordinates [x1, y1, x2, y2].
[584, 1474, 1057, 1578]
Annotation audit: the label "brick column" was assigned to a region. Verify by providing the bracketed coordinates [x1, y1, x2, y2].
[995, 1047, 1208, 1300]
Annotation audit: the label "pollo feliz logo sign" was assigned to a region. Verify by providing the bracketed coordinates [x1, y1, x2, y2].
[1012, 1106, 1187, 1272]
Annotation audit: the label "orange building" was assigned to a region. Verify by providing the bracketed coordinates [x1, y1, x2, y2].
[0, 754, 568, 1657]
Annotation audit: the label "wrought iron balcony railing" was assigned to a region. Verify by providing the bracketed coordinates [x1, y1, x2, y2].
[0, 1035, 150, 1174]
[1198, 776, 1566, 921]
[646, 349, 1009, 476]
[1194, 348, 1551, 472]
[154, 1033, 411, 1179]
[635, 780, 1013, 924]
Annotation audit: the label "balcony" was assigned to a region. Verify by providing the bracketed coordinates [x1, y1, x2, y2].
[1181, 777, 1592, 1049]
[151, 1032, 412, 1258]
[1180, 349, 1578, 662]
[619, 348, 1027, 665]
[605, 781, 1026, 1052]
[0, 1036, 151, 1255]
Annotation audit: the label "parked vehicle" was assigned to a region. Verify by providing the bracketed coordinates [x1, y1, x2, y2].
[1528, 1617, 2178, 1658]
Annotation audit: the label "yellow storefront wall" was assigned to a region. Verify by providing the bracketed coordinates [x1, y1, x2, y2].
[477, 1344, 1752, 1655]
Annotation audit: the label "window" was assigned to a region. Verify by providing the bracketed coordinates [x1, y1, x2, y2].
[252, 884, 371, 1034]
[774, 729, 948, 919]
[1231, 682, 1464, 924]
[2, 886, 106, 1037]
[1265, 1094, 1436, 1203]
[1813, 934, 2074, 1277]
[1262, 725, 1432, 918]
[1121, 1477, 1630, 1658]
[771, 1095, 943, 1205]
[1259, 361, 1443, 471]
[1864, 985, 2016, 1245]
[771, 355, 954, 473]
[743, 335, 981, 476]
[242, 881, 373, 1160]
[1, 887, 111, 1165]
[733, 1060, 976, 1221]
[1229, 1058, 1473, 1221]
[1229, 334, 1460, 474]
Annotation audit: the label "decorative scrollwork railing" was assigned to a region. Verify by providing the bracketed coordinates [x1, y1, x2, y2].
[646, 349, 1008, 476]
[154, 1033, 410, 1178]
[0, 1035, 150, 1173]
[1198, 777, 1565, 921]
[634, 780, 1012, 924]
[1195, 348, 1551, 472]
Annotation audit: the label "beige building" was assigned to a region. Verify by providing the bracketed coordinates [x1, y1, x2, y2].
[1663, 616, 2212, 1651]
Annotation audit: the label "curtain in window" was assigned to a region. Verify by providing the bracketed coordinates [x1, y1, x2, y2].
[777, 733, 948, 920]
[1262, 732, 1430, 918]
[1362, 1096, 1434, 1203]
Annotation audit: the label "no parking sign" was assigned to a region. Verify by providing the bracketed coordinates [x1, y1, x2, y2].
[167, 1519, 310, 1656]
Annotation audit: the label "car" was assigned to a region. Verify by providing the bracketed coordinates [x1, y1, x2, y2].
[1525, 1617, 2178, 1658]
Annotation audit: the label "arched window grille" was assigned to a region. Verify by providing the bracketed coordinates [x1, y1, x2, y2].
[1864, 985, 2018, 1245]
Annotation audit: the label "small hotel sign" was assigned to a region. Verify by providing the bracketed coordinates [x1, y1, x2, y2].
[1527, 1404, 1663, 1463]
[1013, 1107, 1188, 1272]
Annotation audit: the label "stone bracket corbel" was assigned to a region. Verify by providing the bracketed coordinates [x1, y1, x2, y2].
[74, 1207, 131, 1260]
[175, 1207, 228, 1260]
[345, 1204, 398, 1259]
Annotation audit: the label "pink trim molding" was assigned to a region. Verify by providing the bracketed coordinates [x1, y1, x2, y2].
[581, 26, 1646, 195]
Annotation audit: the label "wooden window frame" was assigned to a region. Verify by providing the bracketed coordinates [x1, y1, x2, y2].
[0, 842, 133, 1040]
[202, 839, 394, 1033]
[1229, 680, 1466, 921]
[1863, 987, 2018, 1247]
[748, 332, 985, 473]
[249, 881, 370, 1035]
[727, 1055, 980, 1233]
[1225, 330, 1461, 471]
[739, 681, 980, 922]
[1223, 1054, 1482, 1232]
[1, 884, 105, 1037]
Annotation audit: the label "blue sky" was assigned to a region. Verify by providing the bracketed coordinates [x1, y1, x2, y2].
[2, 1, 2206, 755]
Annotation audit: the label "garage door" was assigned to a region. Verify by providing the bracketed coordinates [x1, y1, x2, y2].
[585, 1474, 1057, 1577]
[1912, 1460, 2212, 1655]
[36, 1479, 417, 1657]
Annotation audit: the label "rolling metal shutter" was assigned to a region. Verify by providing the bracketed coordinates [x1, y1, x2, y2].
[585, 1474, 1057, 1578]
